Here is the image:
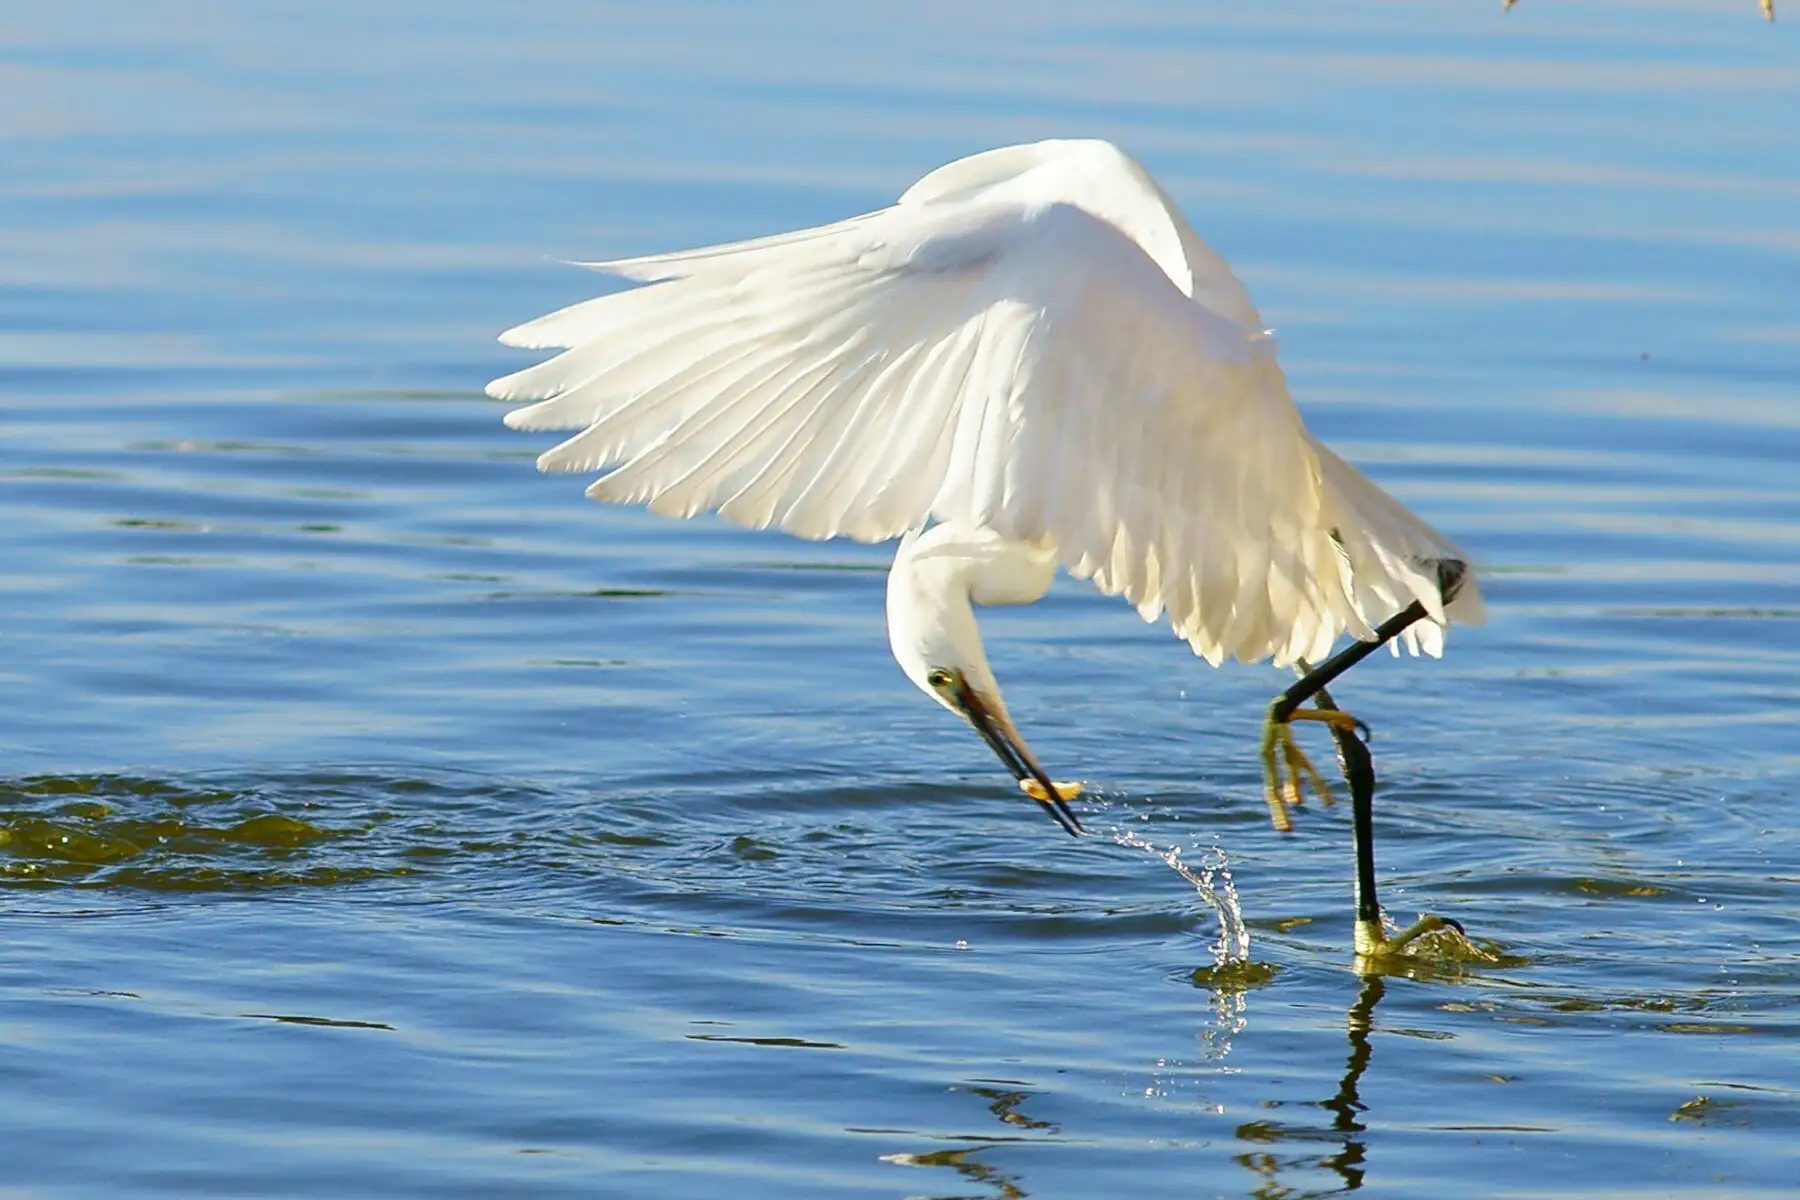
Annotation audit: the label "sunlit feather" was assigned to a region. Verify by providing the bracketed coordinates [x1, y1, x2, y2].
[489, 138, 1482, 669]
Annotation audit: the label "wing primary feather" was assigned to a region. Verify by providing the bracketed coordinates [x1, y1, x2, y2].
[583, 210, 887, 283]
[762, 281, 953, 537]
[594, 336, 862, 517]
[582, 343, 832, 515]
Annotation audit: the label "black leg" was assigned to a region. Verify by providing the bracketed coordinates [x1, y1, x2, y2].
[1273, 570, 1471, 958]
[1304, 679, 1382, 934]
[1272, 601, 1429, 724]
[1272, 557, 1472, 723]
[1260, 602, 1430, 838]
[1296, 669, 1444, 958]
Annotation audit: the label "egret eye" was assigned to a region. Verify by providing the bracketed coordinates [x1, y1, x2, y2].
[926, 668, 955, 690]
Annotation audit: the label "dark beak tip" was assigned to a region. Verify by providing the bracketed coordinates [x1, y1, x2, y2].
[1036, 795, 1085, 838]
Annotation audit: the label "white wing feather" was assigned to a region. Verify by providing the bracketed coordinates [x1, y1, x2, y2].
[490, 139, 1482, 667]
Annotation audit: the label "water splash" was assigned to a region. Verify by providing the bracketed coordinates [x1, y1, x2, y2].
[1110, 824, 1250, 968]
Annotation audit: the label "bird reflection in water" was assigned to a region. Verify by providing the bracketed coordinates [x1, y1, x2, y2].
[1234, 975, 1388, 1196]
[878, 1146, 1028, 1200]
[877, 1085, 1053, 1199]
[1227, 690, 1502, 1196]
[969, 1085, 1057, 1132]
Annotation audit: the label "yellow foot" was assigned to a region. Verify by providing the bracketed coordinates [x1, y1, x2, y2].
[1259, 706, 1363, 832]
[1354, 913, 1463, 959]
[1019, 778, 1083, 803]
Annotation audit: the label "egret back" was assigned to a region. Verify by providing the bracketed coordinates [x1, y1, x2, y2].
[898, 139, 1263, 330]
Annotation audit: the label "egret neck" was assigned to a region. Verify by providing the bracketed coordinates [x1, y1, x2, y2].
[885, 523, 1083, 835]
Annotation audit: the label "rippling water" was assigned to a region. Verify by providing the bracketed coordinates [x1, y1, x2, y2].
[5, 2, 1799, 1195]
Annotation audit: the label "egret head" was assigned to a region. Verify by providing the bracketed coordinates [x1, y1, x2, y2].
[887, 531, 1083, 835]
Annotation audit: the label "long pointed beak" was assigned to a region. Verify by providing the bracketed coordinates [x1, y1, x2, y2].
[956, 683, 1085, 837]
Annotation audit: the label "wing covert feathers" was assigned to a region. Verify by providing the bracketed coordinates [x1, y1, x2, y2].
[490, 139, 1482, 666]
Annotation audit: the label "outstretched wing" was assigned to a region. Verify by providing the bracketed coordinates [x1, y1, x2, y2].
[490, 139, 1481, 666]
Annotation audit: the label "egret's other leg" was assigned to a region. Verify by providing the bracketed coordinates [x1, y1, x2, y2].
[1260, 599, 1431, 833]
[1260, 559, 1471, 832]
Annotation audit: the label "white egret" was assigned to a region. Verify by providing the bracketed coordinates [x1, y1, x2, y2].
[489, 139, 1483, 956]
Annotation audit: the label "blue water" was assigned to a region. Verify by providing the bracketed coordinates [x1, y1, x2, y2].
[5, 3, 1799, 1196]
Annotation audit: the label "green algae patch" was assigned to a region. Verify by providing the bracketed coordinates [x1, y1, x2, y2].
[0, 774, 386, 893]
[4, 818, 143, 864]
[224, 814, 335, 847]
[1192, 960, 1281, 990]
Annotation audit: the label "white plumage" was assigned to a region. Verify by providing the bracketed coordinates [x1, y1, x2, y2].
[489, 138, 1483, 672]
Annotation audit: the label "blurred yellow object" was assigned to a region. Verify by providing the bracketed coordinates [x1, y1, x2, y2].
[1019, 778, 1083, 803]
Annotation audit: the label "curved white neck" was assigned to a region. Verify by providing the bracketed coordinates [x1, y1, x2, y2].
[885, 524, 1057, 710]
